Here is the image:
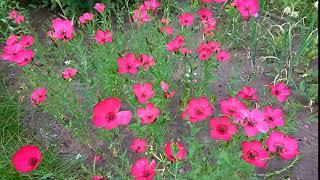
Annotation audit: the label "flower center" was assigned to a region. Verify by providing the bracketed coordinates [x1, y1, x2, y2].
[247, 150, 257, 160]
[228, 108, 235, 115]
[127, 65, 132, 69]
[217, 124, 228, 135]
[106, 112, 116, 121]
[147, 115, 153, 120]
[266, 116, 273, 122]
[247, 120, 256, 127]
[275, 144, 284, 153]
[195, 106, 204, 116]
[274, 90, 280, 95]
[141, 93, 146, 98]
[28, 157, 39, 166]
[143, 171, 150, 177]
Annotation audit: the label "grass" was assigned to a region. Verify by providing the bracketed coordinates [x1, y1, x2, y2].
[0, 78, 86, 179]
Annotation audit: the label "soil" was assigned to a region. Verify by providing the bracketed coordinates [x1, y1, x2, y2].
[0, 6, 318, 180]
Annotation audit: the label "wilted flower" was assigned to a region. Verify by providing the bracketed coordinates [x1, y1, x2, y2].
[164, 142, 187, 162]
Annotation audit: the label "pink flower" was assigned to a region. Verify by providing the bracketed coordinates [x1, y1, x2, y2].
[201, 0, 214, 3]
[14, 15, 25, 24]
[9, 10, 18, 19]
[236, 86, 258, 101]
[220, 97, 247, 120]
[164, 142, 187, 162]
[117, 53, 141, 75]
[15, 49, 34, 66]
[160, 26, 173, 36]
[165, 35, 184, 52]
[131, 158, 157, 180]
[179, 12, 194, 27]
[201, 18, 217, 34]
[94, 155, 101, 162]
[5, 34, 18, 46]
[12, 145, 42, 173]
[79, 12, 94, 24]
[160, 81, 169, 92]
[197, 8, 212, 21]
[180, 47, 193, 55]
[62, 68, 78, 79]
[19, 36, 34, 47]
[137, 103, 160, 124]
[239, 109, 269, 137]
[139, 54, 155, 71]
[130, 138, 147, 153]
[94, 3, 105, 13]
[1, 43, 23, 62]
[93, 176, 106, 180]
[263, 106, 285, 129]
[183, 97, 214, 123]
[48, 18, 74, 41]
[209, 116, 238, 141]
[213, 0, 228, 3]
[93, 29, 112, 45]
[144, 0, 161, 11]
[266, 131, 299, 160]
[92, 97, 132, 130]
[268, 82, 291, 103]
[215, 50, 230, 62]
[132, 82, 155, 104]
[161, 17, 169, 25]
[241, 140, 269, 168]
[133, 5, 150, 26]
[235, 0, 259, 20]
[31, 88, 47, 106]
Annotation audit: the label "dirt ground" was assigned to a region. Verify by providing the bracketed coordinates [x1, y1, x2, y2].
[0, 7, 318, 179]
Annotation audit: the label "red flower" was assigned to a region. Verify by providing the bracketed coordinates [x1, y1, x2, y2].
[94, 3, 105, 13]
[268, 82, 291, 103]
[133, 82, 155, 104]
[79, 12, 94, 24]
[139, 54, 155, 71]
[220, 97, 247, 120]
[117, 53, 141, 75]
[236, 86, 258, 101]
[31, 88, 47, 106]
[183, 97, 213, 123]
[215, 50, 230, 62]
[131, 158, 157, 180]
[12, 145, 42, 173]
[137, 103, 160, 124]
[197, 42, 213, 61]
[238, 108, 269, 137]
[130, 138, 147, 153]
[62, 68, 78, 79]
[164, 142, 187, 162]
[263, 106, 285, 129]
[209, 116, 238, 141]
[241, 140, 269, 168]
[197, 8, 212, 21]
[93, 29, 112, 45]
[179, 12, 194, 27]
[92, 97, 132, 130]
[266, 131, 299, 160]
[165, 35, 184, 52]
